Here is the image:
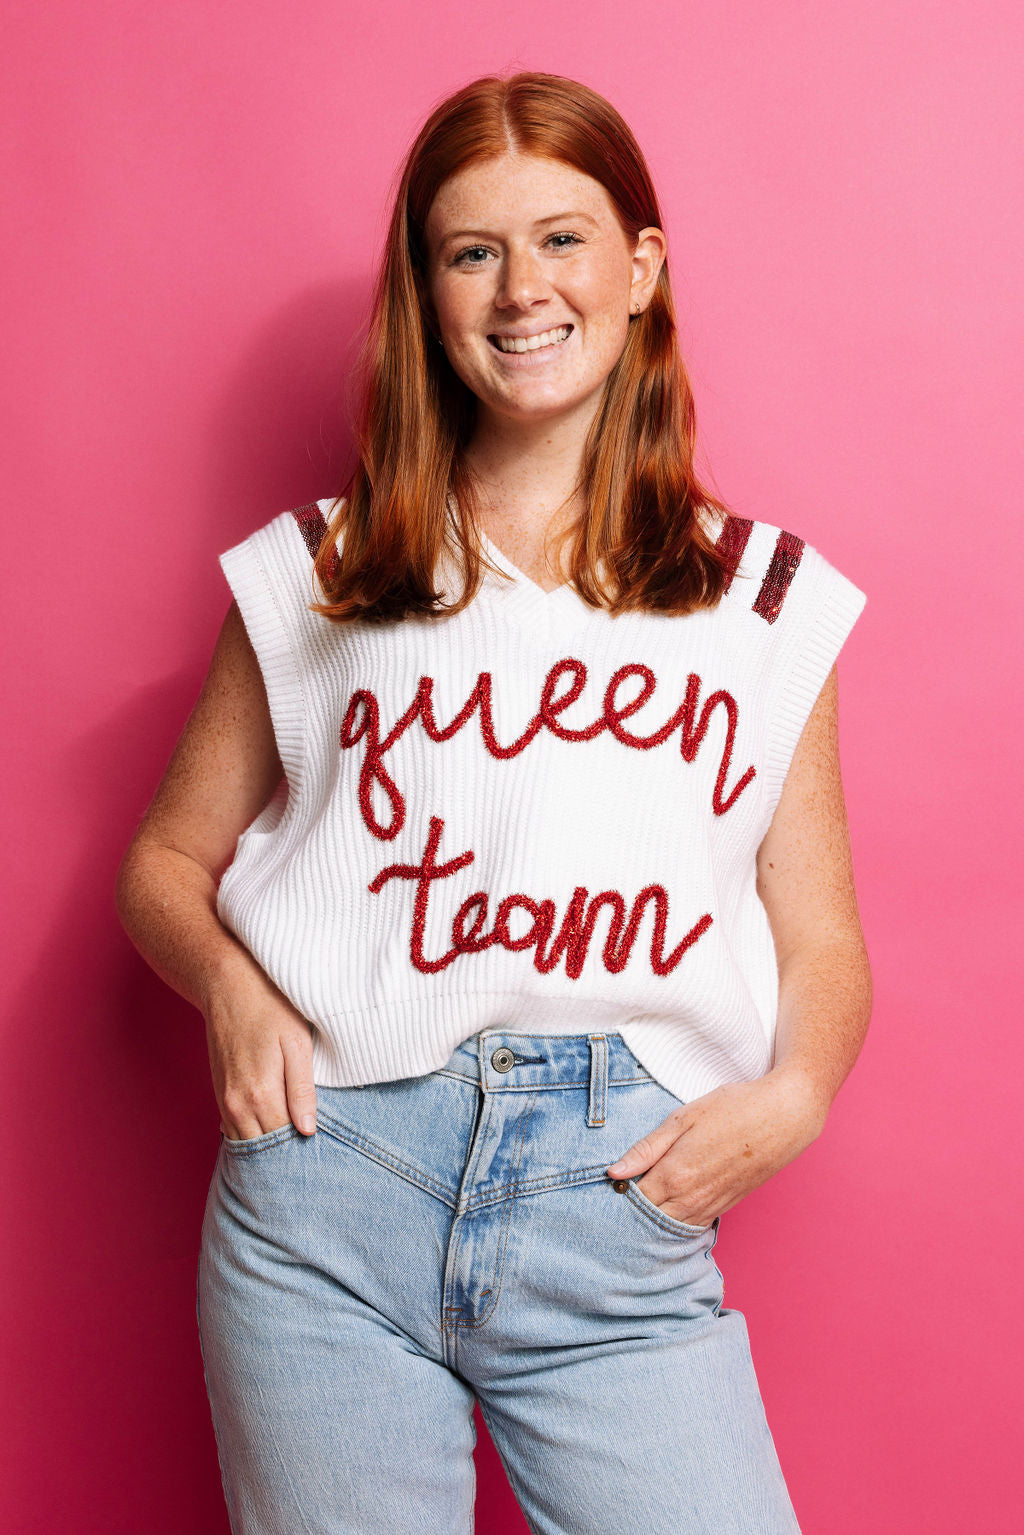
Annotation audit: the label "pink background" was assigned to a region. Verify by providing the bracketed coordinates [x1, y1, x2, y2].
[3, 2, 1021, 1530]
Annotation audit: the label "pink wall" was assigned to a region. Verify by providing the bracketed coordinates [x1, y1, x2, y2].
[4, 2, 1021, 1529]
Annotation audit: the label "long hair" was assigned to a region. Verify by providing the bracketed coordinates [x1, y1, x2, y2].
[309, 71, 735, 623]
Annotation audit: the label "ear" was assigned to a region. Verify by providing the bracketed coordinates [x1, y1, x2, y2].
[629, 226, 668, 315]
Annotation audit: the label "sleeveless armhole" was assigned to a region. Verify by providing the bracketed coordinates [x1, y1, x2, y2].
[756, 534, 867, 823]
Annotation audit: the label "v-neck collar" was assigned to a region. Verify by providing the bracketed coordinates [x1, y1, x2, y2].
[457, 504, 732, 645]
[478, 529, 572, 599]
[476, 528, 604, 642]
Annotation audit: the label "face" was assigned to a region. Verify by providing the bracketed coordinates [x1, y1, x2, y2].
[423, 153, 665, 429]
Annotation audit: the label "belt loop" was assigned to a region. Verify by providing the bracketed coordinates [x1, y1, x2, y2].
[587, 1034, 608, 1127]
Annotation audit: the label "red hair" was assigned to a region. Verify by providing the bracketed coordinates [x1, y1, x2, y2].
[309, 71, 734, 623]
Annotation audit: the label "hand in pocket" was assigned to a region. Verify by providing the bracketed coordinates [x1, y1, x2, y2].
[205, 959, 317, 1142]
[606, 1072, 827, 1229]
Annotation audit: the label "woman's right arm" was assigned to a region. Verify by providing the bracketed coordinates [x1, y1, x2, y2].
[114, 599, 318, 1139]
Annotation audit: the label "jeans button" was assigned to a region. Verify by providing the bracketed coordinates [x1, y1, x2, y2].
[612, 1180, 630, 1193]
[491, 1048, 515, 1073]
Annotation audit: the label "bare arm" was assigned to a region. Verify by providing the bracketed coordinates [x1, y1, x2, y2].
[115, 600, 318, 1139]
[606, 663, 873, 1225]
[755, 662, 873, 1116]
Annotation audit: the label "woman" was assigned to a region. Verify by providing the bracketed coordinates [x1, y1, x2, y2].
[117, 71, 871, 1535]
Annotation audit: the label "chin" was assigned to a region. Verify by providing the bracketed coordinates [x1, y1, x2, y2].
[496, 396, 585, 423]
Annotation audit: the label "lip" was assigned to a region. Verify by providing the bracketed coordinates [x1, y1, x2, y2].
[488, 323, 574, 342]
[486, 324, 575, 367]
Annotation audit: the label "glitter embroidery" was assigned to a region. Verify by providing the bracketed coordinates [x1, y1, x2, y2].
[291, 503, 326, 559]
[290, 503, 339, 581]
[717, 514, 754, 594]
[368, 816, 714, 979]
[276, 508, 808, 987]
[753, 530, 804, 623]
[339, 660, 756, 841]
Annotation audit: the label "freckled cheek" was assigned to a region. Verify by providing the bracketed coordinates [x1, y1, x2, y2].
[448, 311, 498, 362]
[579, 318, 630, 375]
[431, 281, 480, 339]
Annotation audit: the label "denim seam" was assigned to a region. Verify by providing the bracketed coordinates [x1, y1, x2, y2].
[461, 1165, 616, 1208]
[707, 1222, 727, 1315]
[444, 1145, 515, 1339]
[221, 1125, 301, 1158]
[315, 1116, 458, 1205]
[429, 1067, 654, 1089]
[442, 1090, 498, 1364]
[445, 1092, 534, 1332]
[710, 1255, 726, 1315]
[624, 1182, 717, 1238]
[443, 1090, 537, 1338]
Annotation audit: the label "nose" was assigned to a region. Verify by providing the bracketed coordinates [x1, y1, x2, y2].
[495, 243, 552, 313]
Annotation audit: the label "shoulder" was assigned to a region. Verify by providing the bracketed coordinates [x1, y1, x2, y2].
[216, 496, 348, 668]
[287, 497, 346, 565]
[694, 511, 868, 820]
[220, 496, 344, 570]
[698, 506, 866, 633]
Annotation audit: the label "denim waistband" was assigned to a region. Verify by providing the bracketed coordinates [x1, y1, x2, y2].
[442, 1030, 655, 1095]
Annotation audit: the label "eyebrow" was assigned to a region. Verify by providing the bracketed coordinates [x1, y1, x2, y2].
[437, 211, 600, 248]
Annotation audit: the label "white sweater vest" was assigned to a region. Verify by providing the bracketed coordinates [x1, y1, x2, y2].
[215, 500, 866, 1102]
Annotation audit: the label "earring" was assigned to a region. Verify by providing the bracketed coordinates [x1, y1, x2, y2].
[632, 301, 642, 316]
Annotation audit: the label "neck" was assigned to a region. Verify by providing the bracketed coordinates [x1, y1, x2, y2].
[463, 397, 599, 579]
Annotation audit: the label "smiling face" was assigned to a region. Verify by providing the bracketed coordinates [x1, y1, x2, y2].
[423, 153, 665, 431]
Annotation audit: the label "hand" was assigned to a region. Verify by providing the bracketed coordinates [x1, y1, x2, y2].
[605, 1069, 828, 1228]
[204, 954, 318, 1141]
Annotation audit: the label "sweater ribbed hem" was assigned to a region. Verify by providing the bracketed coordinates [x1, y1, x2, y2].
[309, 992, 772, 1105]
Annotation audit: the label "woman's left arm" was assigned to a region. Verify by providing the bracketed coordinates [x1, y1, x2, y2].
[606, 663, 874, 1226]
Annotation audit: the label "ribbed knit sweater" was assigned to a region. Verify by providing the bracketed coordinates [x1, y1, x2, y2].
[215, 500, 866, 1102]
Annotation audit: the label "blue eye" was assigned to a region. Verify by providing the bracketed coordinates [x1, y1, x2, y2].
[451, 232, 584, 267]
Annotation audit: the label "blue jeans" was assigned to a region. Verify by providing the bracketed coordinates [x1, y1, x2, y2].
[197, 1030, 802, 1533]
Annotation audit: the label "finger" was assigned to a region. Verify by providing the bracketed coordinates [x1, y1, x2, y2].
[281, 1031, 317, 1135]
[221, 1112, 268, 1141]
[221, 1079, 290, 1140]
[606, 1110, 687, 1178]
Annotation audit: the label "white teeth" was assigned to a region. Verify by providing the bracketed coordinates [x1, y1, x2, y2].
[494, 326, 571, 353]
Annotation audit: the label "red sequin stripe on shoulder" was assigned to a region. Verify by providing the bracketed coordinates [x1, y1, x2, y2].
[752, 530, 804, 624]
[716, 514, 754, 594]
[290, 502, 341, 582]
[290, 503, 326, 558]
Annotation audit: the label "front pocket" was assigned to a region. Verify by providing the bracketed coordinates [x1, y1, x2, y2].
[221, 1121, 299, 1157]
[621, 1177, 715, 1238]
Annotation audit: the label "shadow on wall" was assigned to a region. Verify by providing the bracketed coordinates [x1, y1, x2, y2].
[203, 278, 369, 537]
